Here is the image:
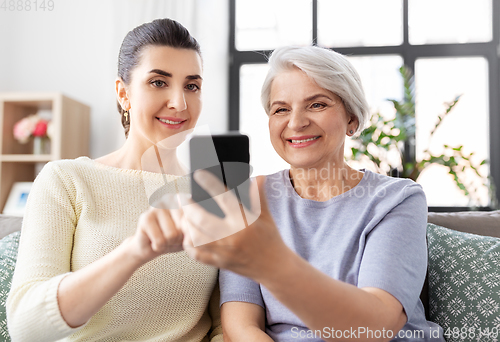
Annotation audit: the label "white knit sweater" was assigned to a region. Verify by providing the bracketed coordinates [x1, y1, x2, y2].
[6, 157, 222, 342]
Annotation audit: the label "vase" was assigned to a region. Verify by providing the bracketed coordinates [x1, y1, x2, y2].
[33, 136, 50, 155]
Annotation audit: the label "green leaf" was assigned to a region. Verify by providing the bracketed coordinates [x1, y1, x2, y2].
[345, 64, 489, 206]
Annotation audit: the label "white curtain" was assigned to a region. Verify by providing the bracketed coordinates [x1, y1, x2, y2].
[112, 0, 197, 44]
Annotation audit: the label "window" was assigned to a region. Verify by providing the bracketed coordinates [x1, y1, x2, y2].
[229, 0, 500, 209]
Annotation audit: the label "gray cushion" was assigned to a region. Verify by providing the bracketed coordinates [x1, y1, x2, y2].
[0, 231, 20, 341]
[428, 211, 500, 238]
[427, 223, 500, 342]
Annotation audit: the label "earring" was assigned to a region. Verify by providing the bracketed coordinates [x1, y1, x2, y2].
[349, 130, 354, 135]
[124, 110, 129, 123]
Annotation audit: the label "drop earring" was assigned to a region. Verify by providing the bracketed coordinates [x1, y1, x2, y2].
[124, 110, 129, 123]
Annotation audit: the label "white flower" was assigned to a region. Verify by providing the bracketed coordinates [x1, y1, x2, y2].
[13, 115, 40, 144]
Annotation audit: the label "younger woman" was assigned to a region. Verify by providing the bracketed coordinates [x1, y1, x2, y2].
[7, 18, 222, 342]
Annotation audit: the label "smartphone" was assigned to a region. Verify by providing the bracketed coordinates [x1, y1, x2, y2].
[189, 133, 250, 218]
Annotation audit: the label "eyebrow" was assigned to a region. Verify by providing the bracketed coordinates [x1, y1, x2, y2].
[148, 69, 203, 81]
[270, 100, 287, 108]
[270, 94, 333, 108]
[304, 94, 333, 102]
[186, 75, 203, 81]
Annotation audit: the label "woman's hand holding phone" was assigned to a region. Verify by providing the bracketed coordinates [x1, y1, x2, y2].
[180, 170, 290, 283]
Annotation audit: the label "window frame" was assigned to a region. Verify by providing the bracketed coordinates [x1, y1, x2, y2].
[228, 0, 500, 210]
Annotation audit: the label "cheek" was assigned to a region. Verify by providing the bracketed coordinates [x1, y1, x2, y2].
[188, 96, 202, 119]
[268, 119, 278, 139]
[130, 89, 160, 113]
[268, 119, 286, 144]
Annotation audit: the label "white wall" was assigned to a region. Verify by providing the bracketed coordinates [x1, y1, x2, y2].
[0, 0, 228, 158]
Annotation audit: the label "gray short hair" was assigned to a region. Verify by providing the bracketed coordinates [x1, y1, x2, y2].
[261, 45, 369, 134]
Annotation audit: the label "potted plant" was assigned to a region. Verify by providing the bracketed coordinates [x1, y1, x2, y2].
[349, 66, 495, 208]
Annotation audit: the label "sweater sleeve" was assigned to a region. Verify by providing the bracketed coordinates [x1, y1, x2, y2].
[6, 162, 87, 341]
[207, 280, 223, 342]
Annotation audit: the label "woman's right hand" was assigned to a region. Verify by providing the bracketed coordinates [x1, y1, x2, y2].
[126, 206, 185, 265]
[57, 205, 186, 329]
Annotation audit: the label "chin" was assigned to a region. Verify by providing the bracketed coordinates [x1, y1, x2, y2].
[284, 152, 314, 164]
[287, 159, 316, 170]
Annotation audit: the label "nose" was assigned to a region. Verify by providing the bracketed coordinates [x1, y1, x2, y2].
[168, 87, 187, 111]
[287, 109, 309, 131]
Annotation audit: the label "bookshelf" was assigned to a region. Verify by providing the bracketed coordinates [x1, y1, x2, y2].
[0, 92, 90, 213]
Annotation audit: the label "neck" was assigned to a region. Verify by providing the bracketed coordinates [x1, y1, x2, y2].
[289, 162, 363, 201]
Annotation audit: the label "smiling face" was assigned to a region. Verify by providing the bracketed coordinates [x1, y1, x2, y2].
[268, 67, 358, 171]
[117, 45, 203, 149]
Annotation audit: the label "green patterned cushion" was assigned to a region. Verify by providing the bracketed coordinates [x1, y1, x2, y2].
[0, 231, 20, 342]
[427, 223, 500, 342]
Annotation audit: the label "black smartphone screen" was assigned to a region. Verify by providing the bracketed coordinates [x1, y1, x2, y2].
[189, 133, 250, 217]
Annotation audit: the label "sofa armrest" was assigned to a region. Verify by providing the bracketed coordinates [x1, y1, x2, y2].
[427, 210, 500, 237]
[0, 214, 23, 239]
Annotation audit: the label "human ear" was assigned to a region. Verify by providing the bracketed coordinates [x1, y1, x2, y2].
[115, 78, 130, 111]
[347, 115, 359, 136]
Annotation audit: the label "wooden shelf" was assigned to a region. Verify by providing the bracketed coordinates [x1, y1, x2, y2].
[0, 154, 53, 162]
[0, 92, 90, 214]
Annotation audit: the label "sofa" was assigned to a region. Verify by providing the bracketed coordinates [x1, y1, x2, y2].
[0, 212, 499, 341]
[425, 211, 500, 341]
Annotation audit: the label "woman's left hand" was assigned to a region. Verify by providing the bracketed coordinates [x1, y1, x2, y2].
[180, 170, 289, 281]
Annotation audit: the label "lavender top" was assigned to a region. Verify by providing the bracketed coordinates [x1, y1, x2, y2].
[220, 169, 444, 341]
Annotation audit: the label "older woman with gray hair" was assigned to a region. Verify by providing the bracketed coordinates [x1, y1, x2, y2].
[180, 45, 444, 341]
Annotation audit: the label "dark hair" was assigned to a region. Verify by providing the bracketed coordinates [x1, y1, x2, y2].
[117, 18, 201, 137]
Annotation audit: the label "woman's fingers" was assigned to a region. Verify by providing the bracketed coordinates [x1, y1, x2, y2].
[136, 208, 184, 257]
[241, 177, 261, 225]
[181, 204, 227, 246]
[193, 170, 242, 216]
[181, 215, 194, 249]
[156, 209, 184, 250]
[185, 245, 221, 267]
[182, 225, 223, 267]
[181, 200, 220, 235]
[178, 172, 272, 253]
[138, 210, 167, 252]
[182, 174, 286, 276]
[169, 205, 184, 227]
[181, 215, 218, 259]
[255, 175, 270, 216]
[182, 198, 247, 246]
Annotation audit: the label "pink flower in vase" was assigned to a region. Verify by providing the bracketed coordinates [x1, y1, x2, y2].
[33, 120, 48, 137]
[13, 115, 39, 144]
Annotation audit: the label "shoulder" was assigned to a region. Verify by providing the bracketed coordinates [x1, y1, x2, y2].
[26, 159, 96, 214]
[263, 169, 287, 187]
[37, 156, 89, 177]
[34, 157, 120, 197]
[41, 156, 93, 172]
[262, 169, 291, 197]
[356, 171, 427, 219]
[362, 170, 424, 198]
[35, 157, 97, 184]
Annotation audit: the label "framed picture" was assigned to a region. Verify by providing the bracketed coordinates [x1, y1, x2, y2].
[3, 182, 33, 217]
